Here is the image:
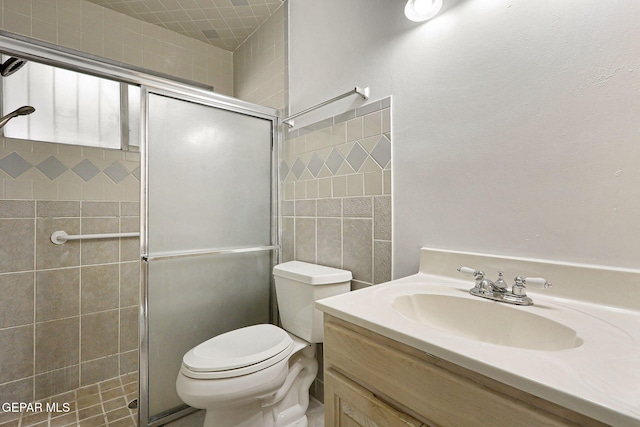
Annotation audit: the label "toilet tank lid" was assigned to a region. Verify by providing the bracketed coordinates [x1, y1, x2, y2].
[273, 261, 352, 285]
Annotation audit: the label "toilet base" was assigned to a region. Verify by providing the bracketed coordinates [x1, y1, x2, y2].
[283, 415, 308, 427]
[202, 407, 307, 427]
[196, 345, 317, 427]
[202, 401, 267, 427]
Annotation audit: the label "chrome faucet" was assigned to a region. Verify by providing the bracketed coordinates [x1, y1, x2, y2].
[457, 267, 552, 306]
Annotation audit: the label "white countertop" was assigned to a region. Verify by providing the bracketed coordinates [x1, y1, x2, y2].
[317, 271, 640, 426]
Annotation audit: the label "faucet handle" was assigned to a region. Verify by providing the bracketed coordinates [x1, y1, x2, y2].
[457, 266, 481, 277]
[512, 276, 552, 298]
[522, 277, 552, 289]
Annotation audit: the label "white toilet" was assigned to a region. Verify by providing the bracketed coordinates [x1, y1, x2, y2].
[176, 261, 352, 427]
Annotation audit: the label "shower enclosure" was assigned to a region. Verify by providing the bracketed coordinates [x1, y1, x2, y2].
[0, 34, 280, 427]
[140, 89, 279, 426]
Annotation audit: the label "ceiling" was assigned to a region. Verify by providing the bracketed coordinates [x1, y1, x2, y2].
[86, 0, 284, 51]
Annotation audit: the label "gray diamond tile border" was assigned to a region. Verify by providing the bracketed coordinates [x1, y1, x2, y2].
[325, 148, 344, 175]
[37, 155, 68, 180]
[346, 143, 368, 172]
[131, 166, 141, 181]
[0, 152, 32, 178]
[104, 161, 129, 183]
[307, 153, 324, 177]
[291, 157, 306, 179]
[371, 135, 391, 168]
[72, 159, 101, 182]
[280, 160, 290, 179]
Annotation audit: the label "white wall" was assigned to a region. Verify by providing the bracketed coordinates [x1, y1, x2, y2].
[289, 0, 640, 278]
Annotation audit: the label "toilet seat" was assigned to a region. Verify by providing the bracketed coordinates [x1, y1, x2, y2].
[181, 324, 294, 380]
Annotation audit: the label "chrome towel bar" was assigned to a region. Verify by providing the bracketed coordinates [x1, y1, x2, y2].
[283, 86, 370, 128]
[51, 230, 140, 245]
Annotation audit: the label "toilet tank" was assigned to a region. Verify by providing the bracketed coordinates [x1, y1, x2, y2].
[273, 261, 351, 343]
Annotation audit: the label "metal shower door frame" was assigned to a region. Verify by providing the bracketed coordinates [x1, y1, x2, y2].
[138, 85, 281, 427]
[0, 32, 282, 427]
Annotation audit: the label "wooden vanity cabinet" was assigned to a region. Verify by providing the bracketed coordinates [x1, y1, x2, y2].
[323, 315, 608, 427]
[326, 369, 424, 427]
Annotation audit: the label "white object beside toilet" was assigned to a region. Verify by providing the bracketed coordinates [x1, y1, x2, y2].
[176, 261, 351, 427]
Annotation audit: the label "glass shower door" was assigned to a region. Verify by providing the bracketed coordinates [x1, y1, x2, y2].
[140, 91, 276, 426]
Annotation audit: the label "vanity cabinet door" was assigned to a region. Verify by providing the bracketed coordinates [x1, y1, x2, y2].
[325, 369, 424, 427]
[324, 315, 604, 427]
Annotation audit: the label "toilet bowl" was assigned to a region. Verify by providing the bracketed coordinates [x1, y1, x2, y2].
[176, 261, 351, 427]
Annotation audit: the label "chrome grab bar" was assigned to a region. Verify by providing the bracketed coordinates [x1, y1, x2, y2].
[51, 230, 139, 245]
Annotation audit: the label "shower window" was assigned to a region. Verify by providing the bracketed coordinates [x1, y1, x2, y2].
[1, 56, 139, 149]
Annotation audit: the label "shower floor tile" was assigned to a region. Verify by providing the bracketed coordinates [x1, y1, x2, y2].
[0, 373, 138, 427]
[2, 375, 325, 427]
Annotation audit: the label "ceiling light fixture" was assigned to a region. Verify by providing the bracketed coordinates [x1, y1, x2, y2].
[404, 0, 443, 22]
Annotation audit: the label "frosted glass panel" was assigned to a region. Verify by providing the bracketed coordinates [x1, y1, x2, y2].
[147, 252, 271, 417]
[148, 94, 272, 254]
[2, 58, 121, 148]
[145, 93, 275, 423]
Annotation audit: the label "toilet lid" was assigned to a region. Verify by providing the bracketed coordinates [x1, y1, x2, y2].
[182, 324, 293, 374]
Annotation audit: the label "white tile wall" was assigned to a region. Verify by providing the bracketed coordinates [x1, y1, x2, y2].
[233, 3, 286, 110]
[282, 99, 393, 405]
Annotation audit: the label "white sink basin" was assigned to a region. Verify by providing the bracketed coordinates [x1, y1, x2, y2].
[316, 250, 640, 427]
[392, 293, 583, 351]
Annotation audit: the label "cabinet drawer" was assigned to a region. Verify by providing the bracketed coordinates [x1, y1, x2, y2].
[325, 369, 424, 427]
[324, 316, 598, 427]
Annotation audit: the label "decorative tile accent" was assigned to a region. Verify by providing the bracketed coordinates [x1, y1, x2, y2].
[131, 166, 141, 181]
[291, 157, 306, 179]
[346, 143, 368, 172]
[1, 150, 141, 186]
[371, 135, 391, 168]
[0, 152, 32, 178]
[325, 148, 345, 175]
[280, 160, 291, 180]
[307, 153, 324, 177]
[71, 159, 101, 182]
[36, 156, 68, 180]
[103, 162, 129, 184]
